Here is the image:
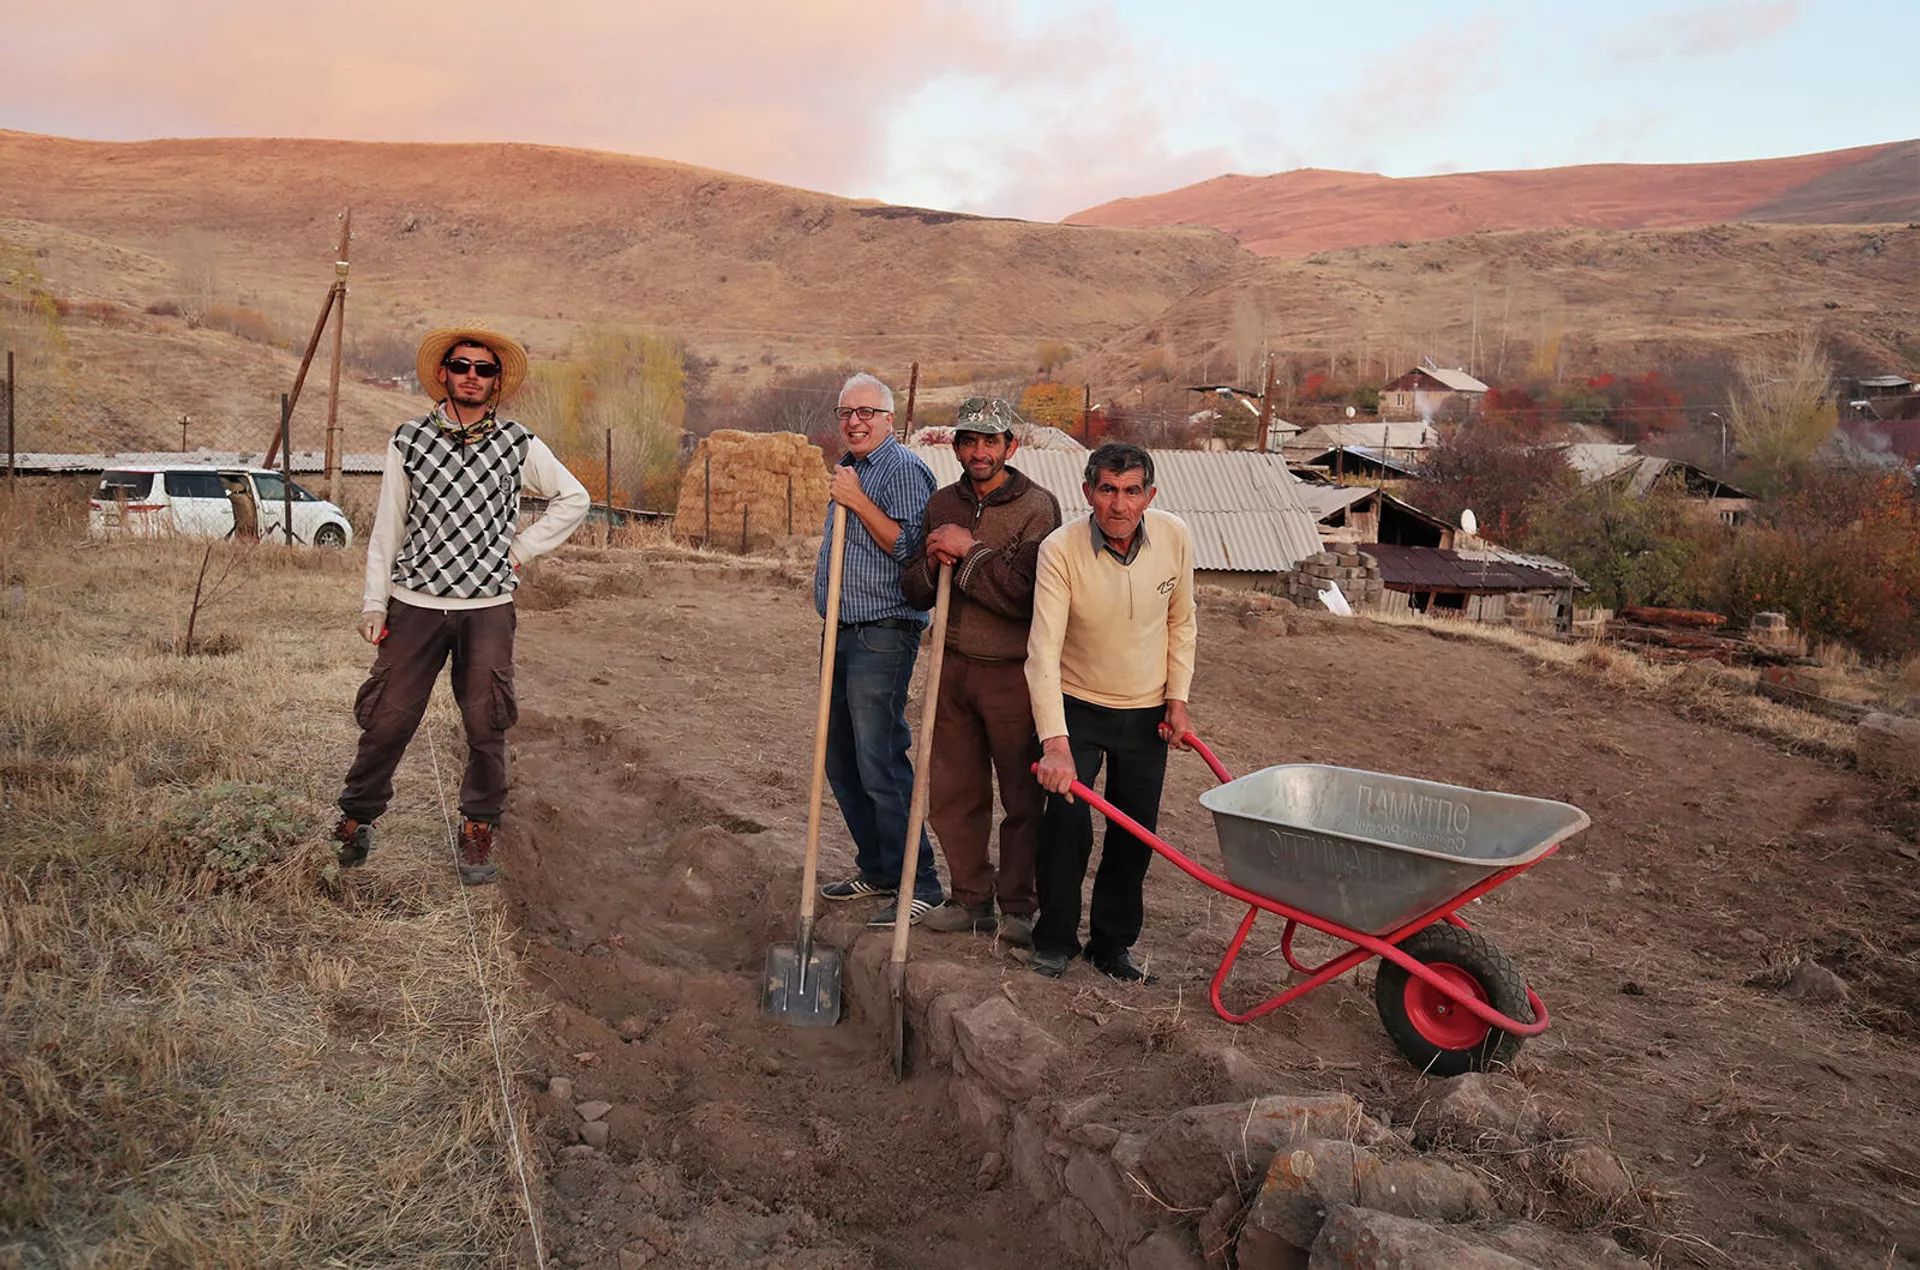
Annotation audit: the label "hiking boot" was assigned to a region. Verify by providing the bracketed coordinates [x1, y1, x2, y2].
[458, 819, 499, 886]
[921, 901, 996, 934]
[998, 913, 1035, 948]
[334, 817, 373, 868]
[864, 897, 936, 929]
[821, 874, 895, 902]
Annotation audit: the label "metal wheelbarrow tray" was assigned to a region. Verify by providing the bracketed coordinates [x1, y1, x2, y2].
[1067, 741, 1590, 1074]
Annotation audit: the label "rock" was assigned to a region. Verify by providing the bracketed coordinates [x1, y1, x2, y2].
[1050, 1197, 1109, 1265]
[1065, 1147, 1151, 1246]
[1549, 1143, 1635, 1215]
[615, 1014, 650, 1041]
[1141, 1094, 1392, 1210]
[577, 1101, 613, 1123]
[977, 1151, 1005, 1190]
[1398, 1073, 1540, 1149]
[952, 996, 1065, 1101]
[578, 1120, 611, 1149]
[1053, 1093, 1110, 1130]
[617, 1247, 653, 1269]
[1007, 1106, 1063, 1197]
[904, 959, 974, 1010]
[1129, 1227, 1208, 1270]
[1858, 713, 1920, 790]
[922, 992, 969, 1067]
[1355, 1158, 1494, 1224]
[1482, 1221, 1649, 1268]
[1309, 1206, 1539, 1269]
[559, 1143, 596, 1161]
[1207, 1045, 1270, 1099]
[952, 1076, 1009, 1149]
[1197, 1187, 1244, 1270]
[548, 1076, 575, 1102]
[1070, 1123, 1122, 1151]
[1237, 1140, 1369, 1268]
[1779, 961, 1850, 1003]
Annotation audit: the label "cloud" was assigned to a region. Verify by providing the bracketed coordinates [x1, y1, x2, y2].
[1609, 0, 1801, 64]
[1309, 13, 1507, 173]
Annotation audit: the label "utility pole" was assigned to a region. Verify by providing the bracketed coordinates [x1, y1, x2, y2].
[324, 208, 352, 502]
[179, 413, 189, 452]
[5, 350, 13, 491]
[1256, 360, 1276, 453]
[263, 208, 349, 466]
[1083, 384, 1092, 439]
[902, 361, 919, 437]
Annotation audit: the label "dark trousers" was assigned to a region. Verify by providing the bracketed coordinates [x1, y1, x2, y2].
[1034, 696, 1168, 960]
[928, 655, 1042, 916]
[824, 622, 943, 903]
[338, 599, 518, 825]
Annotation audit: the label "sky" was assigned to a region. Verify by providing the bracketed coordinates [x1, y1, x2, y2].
[3, 0, 1910, 221]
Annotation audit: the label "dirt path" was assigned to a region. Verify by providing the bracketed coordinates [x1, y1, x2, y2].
[498, 555, 1920, 1269]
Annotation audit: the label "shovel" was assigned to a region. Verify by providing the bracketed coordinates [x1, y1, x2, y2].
[762, 504, 849, 1026]
[886, 561, 953, 1077]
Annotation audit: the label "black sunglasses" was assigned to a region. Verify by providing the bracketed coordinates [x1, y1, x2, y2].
[443, 357, 501, 379]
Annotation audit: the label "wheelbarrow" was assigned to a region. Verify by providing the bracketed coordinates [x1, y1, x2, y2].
[1057, 737, 1590, 1075]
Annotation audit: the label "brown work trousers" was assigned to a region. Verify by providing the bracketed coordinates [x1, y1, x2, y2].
[338, 598, 518, 825]
[927, 655, 1043, 916]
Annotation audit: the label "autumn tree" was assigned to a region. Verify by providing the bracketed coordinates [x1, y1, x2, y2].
[1523, 477, 1712, 613]
[1034, 341, 1074, 375]
[1020, 381, 1084, 435]
[1411, 423, 1576, 542]
[1728, 333, 1837, 492]
[519, 326, 687, 509]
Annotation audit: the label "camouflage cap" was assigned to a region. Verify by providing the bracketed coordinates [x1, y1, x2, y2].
[952, 396, 1022, 436]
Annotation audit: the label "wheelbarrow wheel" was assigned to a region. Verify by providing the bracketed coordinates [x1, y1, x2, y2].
[1375, 924, 1532, 1076]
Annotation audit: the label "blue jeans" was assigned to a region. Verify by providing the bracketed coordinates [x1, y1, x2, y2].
[824, 623, 943, 903]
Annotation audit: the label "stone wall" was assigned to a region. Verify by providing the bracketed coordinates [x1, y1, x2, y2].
[843, 940, 1649, 1269]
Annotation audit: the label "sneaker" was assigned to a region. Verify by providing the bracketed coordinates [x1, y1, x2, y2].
[334, 817, 373, 868]
[821, 874, 896, 902]
[998, 913, 1035, 948]
[864, 897, 937, 929]
[458, 819, 499, 886]
[921, 901, 996, 934]
[1089, 949, 1157, 985]
[1030, 948, 1071, 979]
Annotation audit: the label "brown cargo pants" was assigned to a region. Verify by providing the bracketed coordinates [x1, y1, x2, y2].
[338, 598, 518, 826]
[927, 654, 1043, 916]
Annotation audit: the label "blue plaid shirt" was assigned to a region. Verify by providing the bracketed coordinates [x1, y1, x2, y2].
[814, 435, 936, 626]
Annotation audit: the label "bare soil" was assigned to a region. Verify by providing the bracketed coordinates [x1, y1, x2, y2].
[491, 553, 1920, 1269]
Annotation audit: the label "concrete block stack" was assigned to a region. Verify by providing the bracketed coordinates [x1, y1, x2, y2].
[1269, 550, 1385, 613]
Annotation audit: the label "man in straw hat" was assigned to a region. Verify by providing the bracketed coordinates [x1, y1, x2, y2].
[332, 324, 589, 885]
[902, 398, 1060, 945]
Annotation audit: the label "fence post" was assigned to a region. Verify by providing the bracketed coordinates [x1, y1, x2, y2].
[604, 428, 613, 547]
[280, 393, 293, 546]
[5, 350, 14, 492]
[741, 504, 748, 554]
[703, 453, 711, 545]
[903, 361, 919, 437]
[786, 473, 793, 535]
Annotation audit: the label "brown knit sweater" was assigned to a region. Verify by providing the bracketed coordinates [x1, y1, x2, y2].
[902, 467, 1062, 661]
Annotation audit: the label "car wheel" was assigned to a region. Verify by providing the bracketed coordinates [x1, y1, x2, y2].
[314, 523, 348, 548]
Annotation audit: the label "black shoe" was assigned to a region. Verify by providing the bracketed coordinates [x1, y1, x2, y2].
[1030, 948, 1071, 979]
[1089, 949, 1157, 985]
[864, 897, 936, 929]
[334, 817, 373, 868]
[821, 874, 895, 902]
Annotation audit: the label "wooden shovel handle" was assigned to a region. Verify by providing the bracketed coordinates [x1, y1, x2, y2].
[891, 563, 952, 961]
[799, 505, 848, 924]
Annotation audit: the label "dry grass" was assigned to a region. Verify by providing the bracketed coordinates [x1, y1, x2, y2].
[1367, 610, 1858, 761]
[0, 500, 541, 1267]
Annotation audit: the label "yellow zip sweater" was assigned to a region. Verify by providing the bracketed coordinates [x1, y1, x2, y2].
[1025, 507, 1198, 742]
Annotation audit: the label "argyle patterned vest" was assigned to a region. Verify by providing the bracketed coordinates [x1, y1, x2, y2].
[390, 417, 533, 599]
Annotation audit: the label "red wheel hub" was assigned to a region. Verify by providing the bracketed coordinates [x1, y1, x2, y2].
[1403, 961, 1492, 1051]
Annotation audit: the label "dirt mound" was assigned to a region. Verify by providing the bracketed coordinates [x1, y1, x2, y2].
[1065, 141, 1912, 257]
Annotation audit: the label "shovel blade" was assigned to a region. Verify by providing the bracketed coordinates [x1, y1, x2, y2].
[761, 941, 844, 1026]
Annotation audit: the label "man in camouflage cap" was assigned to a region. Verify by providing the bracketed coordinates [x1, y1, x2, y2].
[903, 397, 1062, 943]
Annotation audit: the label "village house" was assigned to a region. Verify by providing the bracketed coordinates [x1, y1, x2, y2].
[1554, 443, 1759, 526]
[1379, 365, 1488, 421]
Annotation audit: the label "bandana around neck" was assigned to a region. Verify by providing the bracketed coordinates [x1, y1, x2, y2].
[433, 401, 499, 445]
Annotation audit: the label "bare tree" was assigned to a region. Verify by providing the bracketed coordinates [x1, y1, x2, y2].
[171, 231, 220, 328]
[1728, 331, 1836, 483]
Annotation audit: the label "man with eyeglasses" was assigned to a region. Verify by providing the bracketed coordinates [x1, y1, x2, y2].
[814, 372, 945, 925]
[902, 398, 1060, 945]
[332, 324, 589, 886]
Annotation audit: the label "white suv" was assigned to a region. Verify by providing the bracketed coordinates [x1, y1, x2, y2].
[89, 465, 354, 548]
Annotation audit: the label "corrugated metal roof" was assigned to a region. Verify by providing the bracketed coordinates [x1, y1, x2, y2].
[1366, 543, 1573, 592]
[1423, 367, 1490, 393]
[13, 450, 387, 474]
[1292, 422, 1437, 450]
[918, 448, 1322, 573]
[1297, 485, 1375, 519]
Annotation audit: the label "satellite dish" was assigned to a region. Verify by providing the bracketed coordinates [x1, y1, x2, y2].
[1460, 508, 1478, 536]
[1346, 405, 1357, 418]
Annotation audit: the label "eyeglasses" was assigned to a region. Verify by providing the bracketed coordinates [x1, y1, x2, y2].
[443, 358, 501, 379]
[835, 406, 892, 422]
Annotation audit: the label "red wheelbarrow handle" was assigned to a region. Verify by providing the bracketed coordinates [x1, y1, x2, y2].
[1030, 740, 1551, 1039]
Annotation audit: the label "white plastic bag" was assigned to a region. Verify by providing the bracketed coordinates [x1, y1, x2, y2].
[1318, 580, 1353, 616]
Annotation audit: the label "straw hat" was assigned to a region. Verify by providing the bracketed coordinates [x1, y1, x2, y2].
[415, 325, 529, 404]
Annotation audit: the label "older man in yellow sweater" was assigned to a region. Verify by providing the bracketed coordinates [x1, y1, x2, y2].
[1026, 442, 1197, 982]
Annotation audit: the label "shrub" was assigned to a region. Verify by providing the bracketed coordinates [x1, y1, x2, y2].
[159, 781, 310, 887]
[203, 305, 277, 344]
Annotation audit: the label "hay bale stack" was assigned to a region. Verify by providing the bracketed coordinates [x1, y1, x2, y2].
[674, 430, 829, 548]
